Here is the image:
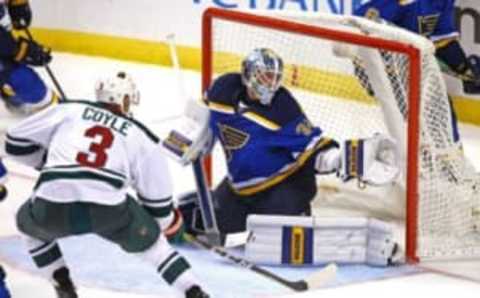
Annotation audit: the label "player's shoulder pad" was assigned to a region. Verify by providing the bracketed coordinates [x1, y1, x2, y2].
[62, 99, 159, 144]
[267, 87, 305, 126]
[206, 73, 243, 108]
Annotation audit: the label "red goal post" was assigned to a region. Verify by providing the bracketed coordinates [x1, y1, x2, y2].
[201, 7, 479, 263]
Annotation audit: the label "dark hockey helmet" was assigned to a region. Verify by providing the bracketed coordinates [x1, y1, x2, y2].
[241, 48, 283, 105]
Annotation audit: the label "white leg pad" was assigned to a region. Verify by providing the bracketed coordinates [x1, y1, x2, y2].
[245, 215, 399, 266]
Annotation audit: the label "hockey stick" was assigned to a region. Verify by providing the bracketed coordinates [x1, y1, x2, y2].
[165, 34, 222, 245]
[23, 28, 67, 101]
[184, 233, 337, 292]
[191, 158, 222, 245]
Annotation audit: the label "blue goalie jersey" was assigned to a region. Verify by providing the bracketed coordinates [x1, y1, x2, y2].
[354, 0, 458, 42]
[205, 73, 335, 196]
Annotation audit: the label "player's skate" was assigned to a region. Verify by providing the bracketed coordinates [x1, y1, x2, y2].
[185, 285, 210, 298]
[52, 267, 78, 298]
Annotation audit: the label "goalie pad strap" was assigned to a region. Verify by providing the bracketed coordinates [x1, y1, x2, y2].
[341, 139, 364, 179]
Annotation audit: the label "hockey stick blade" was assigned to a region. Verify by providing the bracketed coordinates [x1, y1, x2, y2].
[184, 233, 337, 292]
[304, 263, 337, 289]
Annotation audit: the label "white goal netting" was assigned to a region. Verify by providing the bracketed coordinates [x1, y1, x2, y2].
[203, 9, 480, 261]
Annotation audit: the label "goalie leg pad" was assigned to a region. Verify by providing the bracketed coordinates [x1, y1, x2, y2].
[245, 214, 399, 266]
[366, 219, 399, 266]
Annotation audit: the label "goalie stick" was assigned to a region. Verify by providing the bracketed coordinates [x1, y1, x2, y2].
[184, 233, 337, 292]
[192, 158, 222, 245]
[24, 27, 67, 101]
[166, 34, 222, 245]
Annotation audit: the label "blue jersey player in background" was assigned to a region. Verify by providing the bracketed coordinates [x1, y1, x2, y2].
[354, 0, 480, 94]
[179, 48, 399, 236]
[0, 0, 54, 200]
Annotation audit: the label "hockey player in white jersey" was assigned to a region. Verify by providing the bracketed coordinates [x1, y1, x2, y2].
[0, 0, 56, 200]
[5, 72, 209, 298]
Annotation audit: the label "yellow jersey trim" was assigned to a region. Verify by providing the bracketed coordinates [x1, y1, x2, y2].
[434, 37, 457, 49]
[243, 111, 281, 131]
[208, 101, 235, 114]
[232, 138, 334, 196]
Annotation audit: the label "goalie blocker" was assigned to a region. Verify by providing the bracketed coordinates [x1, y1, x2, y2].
[246, 214, 401, 267]
[161, 99, 212, 165]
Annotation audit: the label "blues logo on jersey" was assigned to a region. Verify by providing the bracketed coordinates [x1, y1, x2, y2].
[205, 73, 336, 195]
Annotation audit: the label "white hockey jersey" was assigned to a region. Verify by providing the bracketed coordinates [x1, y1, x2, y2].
[6, 100, 173, 206]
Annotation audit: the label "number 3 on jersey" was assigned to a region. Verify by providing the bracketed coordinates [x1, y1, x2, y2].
[76, 125, 114, 168]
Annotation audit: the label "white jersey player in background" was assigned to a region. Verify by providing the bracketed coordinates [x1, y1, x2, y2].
[5, 72, 209, 298]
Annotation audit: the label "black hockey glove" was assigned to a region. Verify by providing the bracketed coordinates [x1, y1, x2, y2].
[8, 0, 32, 29]
[14, 37, 51, 66]
[463, 55, 480, 94]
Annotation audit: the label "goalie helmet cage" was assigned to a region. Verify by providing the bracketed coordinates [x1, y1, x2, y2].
[201, 8, 480, 263]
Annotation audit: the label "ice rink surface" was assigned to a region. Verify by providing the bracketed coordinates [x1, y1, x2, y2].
[0, 53, 479, 298]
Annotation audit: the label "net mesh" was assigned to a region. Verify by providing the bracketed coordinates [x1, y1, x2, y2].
[204, 10, 480, 260]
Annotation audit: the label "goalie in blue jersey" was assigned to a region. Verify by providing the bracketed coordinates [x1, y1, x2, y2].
[354, 0, 480, 94]
[0, 0, 55, 200]
[169, 48, 399, 236]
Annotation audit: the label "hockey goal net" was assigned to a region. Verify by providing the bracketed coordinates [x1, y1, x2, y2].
[201, 8, 480, 262]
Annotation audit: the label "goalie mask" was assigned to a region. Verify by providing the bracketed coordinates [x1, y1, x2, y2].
[94, 71, 140, 115]
[241, 48, 283, 105]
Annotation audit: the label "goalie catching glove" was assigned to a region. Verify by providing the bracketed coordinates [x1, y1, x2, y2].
[315, 133, 399, 186]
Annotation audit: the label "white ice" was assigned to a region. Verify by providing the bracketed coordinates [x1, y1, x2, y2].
[0, 53, 480, 298]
